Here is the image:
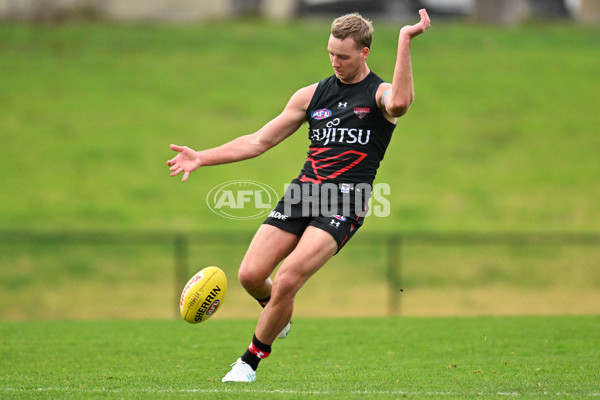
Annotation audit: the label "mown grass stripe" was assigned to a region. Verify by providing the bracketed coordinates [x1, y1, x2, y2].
[2, 387, 600, 397]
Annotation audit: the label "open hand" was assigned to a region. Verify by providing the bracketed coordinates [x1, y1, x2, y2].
[167, 144, 202, 182]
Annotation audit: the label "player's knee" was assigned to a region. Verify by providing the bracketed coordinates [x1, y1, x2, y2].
[237, 268, 256, 289]
[238, 266, 265, 291]
[271, 271, 301, 301]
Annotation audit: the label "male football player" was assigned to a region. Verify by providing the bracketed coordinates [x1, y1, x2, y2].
[167, 9, 430, 383]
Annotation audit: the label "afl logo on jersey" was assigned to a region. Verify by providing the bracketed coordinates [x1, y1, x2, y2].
[311, 109, 332, 120]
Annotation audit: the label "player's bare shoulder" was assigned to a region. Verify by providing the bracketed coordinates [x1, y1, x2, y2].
[288, 83, 319, 112]
[277, 83, 319, 127]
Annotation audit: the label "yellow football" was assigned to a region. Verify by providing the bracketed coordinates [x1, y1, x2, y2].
[180, 266, 227, 324]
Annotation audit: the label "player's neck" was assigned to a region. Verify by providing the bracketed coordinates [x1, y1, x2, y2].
[339, 65, 370, 85]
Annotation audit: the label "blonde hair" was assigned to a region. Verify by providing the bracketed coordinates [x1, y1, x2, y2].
[331, 13, 373, 49]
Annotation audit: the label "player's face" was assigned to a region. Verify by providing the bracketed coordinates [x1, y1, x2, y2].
[328, 35, 369, 84]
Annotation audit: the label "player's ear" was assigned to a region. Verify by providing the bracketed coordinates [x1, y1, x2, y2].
[360, 46, 369, 61]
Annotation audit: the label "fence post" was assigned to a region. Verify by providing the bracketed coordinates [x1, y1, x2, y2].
[174, 234, 190, 318]
[387, 235, 402, 316]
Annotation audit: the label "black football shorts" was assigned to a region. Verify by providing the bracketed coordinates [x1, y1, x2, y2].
[262, 201, 361, 254]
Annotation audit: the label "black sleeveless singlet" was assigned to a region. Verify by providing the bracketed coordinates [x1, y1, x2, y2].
[282, 72, 396, 220]
[299, 71, 396, 188]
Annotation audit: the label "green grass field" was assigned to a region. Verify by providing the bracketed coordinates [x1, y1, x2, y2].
[1, 19, 599, 399]
[1, 316, 599, 399]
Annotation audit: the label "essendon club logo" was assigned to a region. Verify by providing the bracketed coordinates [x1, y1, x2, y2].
[354, 107, 370, 119]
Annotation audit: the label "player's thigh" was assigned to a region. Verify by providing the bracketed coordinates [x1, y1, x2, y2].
[239, 224, 300, 281]
[272, 225, 338, 296]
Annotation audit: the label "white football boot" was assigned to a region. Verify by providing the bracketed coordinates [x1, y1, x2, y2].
[222, 358, 256, 383]
[277, 320, 292, 339]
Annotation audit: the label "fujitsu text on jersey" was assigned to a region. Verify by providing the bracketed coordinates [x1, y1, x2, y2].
[309, 123, 371, 146]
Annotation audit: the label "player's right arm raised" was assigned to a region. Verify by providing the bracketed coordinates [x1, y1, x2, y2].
[382, 9, 430, 118]
[167, 84, 316, 182]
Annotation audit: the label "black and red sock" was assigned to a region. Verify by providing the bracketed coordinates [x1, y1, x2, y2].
[256, 295, 271, 308]
[241, 334, 271, 371]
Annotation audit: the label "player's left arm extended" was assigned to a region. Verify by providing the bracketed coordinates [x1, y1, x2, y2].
[382, 8, 430, 118]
